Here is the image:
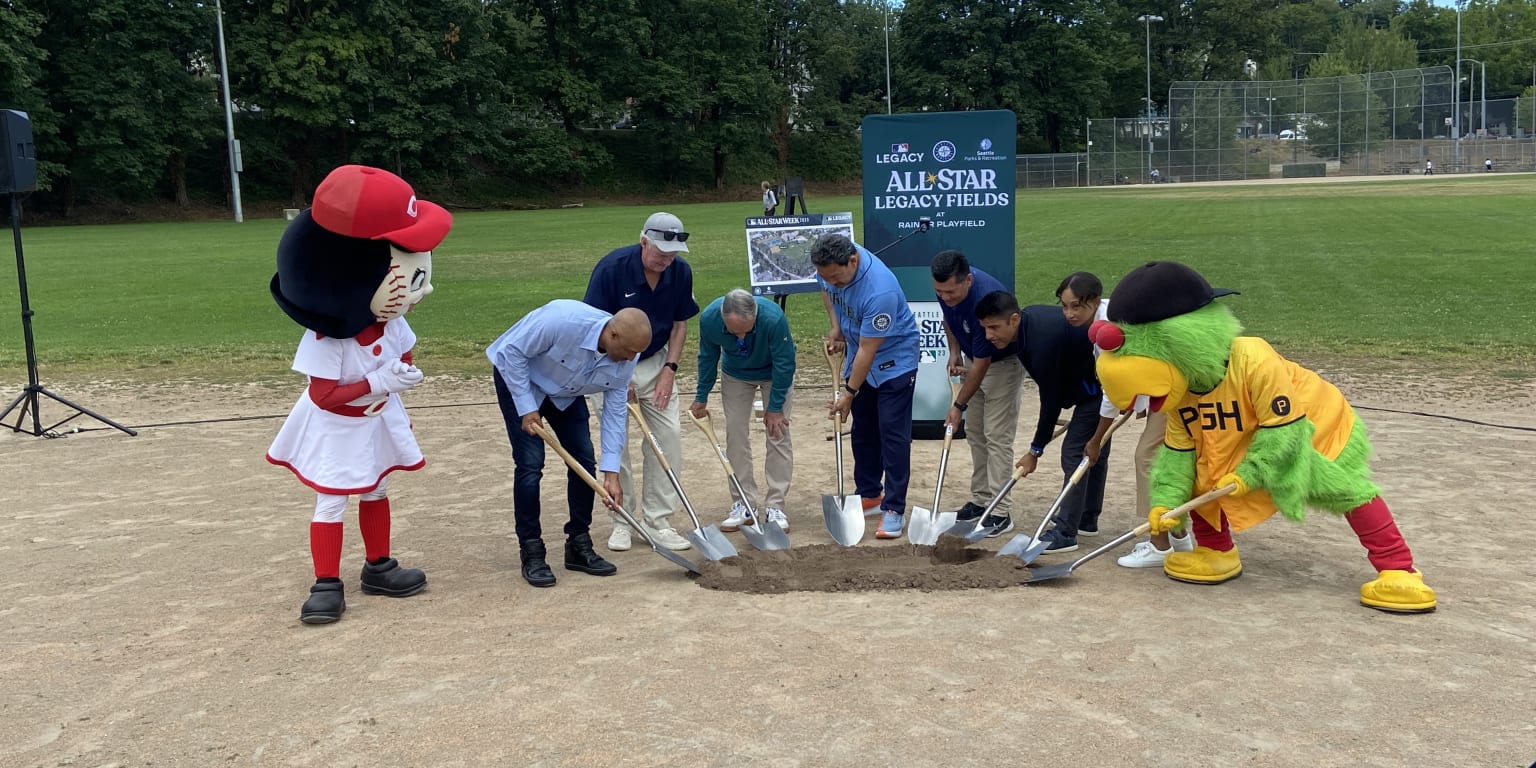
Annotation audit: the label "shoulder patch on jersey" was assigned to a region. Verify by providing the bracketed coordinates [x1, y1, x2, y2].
[1271, 395, 1292, 417]
[872, 313, 892, 332]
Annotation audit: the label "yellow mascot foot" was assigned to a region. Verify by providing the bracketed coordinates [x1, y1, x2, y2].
[1360, 569, 1437, 613]
[1163, 546, 1242, 584]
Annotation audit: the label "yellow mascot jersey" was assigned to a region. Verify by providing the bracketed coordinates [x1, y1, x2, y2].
[1163, 337, 1355, 531]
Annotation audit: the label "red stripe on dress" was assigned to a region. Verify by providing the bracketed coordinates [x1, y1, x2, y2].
[266, 455, 425, 495]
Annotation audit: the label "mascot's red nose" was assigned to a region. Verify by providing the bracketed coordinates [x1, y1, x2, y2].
[1089, 319, 1124, 351]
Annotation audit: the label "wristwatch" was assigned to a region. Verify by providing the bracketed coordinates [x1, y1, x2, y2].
[663, 361, 679, 372]
[844, 383, 859, 396]
[953, 400, 968, 412]
[1028, 445, 1044, 458]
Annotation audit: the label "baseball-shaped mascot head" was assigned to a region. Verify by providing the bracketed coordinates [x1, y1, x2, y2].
[271, 165, 453, 338]
[1090, 261, 1242, 414]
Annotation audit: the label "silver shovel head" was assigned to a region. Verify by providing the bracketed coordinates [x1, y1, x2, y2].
[995, 533, 1052, 565]
[685, 527, 737, 561]
[908, 507, 958, 547]
[698, 525, 739, 558]
[822, 494, 864, 546]
[741, 517, 791, 551]
[1022, 560, 1076, 583]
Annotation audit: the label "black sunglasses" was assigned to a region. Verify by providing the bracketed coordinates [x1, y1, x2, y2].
[646, 228, 690, 243]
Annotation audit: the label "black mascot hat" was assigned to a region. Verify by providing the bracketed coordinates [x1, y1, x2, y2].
[1105, 261, 1239, 324]
[270, 165, 451, 339]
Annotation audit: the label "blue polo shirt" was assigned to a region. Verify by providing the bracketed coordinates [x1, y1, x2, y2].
[694, 296, 797, 412]
[937, 266, 1018, 360]
[583, 244, 700, 360]
[817, 243, 919, 387]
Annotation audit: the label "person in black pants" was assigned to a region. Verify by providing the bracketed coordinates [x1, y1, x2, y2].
[975, 290, 1110, 554]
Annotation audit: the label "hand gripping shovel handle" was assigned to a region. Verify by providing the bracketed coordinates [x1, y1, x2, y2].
[628, 402, 704, 531]
[1063, 484, 1238, 574]
[687, 410, 764, 531]
[1029, 411, 1135, 542]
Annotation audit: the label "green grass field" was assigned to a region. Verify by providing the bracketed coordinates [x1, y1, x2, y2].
[2, 175, 1533, 382]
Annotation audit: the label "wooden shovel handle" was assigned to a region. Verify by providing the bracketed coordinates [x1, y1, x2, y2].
[532, 423, 612, 503]
[628, 402, 676, 474]
[687, 410, 734, 478]
[1130, 485, 1238, 538]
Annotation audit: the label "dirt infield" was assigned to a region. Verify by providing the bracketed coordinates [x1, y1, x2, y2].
[4, 368, 1535, 767]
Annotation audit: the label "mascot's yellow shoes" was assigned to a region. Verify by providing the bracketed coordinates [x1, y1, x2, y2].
[1360, 569, 1437, 613]
[1164, 546, 1243, 584]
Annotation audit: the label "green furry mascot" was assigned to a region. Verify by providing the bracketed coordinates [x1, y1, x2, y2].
[1090, 262, 1436, 613]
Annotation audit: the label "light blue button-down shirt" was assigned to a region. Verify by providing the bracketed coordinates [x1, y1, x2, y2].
[485, 300, 638, 473]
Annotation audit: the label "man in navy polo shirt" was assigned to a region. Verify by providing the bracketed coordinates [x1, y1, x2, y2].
[931, 250, 1023, 536]
[584, 212, 701, 553]
[813, 233, 920, 540]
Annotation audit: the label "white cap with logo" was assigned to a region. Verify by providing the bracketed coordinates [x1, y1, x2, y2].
[641, 212, 689, 254]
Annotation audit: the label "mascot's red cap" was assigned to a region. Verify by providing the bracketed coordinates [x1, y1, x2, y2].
[311, 165, 452, 254]
[1106, 261, 1238, 324]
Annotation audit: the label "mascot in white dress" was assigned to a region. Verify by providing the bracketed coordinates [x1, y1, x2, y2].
[267, 165, 452, 624]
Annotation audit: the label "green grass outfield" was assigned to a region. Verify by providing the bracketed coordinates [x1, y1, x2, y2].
[2, 174, 1532, 382]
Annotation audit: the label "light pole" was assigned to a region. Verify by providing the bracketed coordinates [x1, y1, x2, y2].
[883, 2, 892, 114]
[1454, 0, 1463, 167]
[214, 0, 243, 222]
[1138, 14, 1163, 182]
[1459, 58, 1485, 143]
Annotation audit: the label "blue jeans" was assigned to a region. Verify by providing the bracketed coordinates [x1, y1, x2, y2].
[850, 370, 916, 513]
[493, 369, 596, 543]
[1050, 402, 1112, 536]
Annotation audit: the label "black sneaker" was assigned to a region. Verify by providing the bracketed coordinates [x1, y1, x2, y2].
[1078, 522, 1100, 537]
[981, 513, 1015, 538]
[1039, 529, 1079, 553]
[952, 502, 985, 522]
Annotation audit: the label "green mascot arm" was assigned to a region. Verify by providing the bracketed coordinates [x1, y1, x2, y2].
[1147, 445, 1197, 511]
[1231, 419, 1314, 522]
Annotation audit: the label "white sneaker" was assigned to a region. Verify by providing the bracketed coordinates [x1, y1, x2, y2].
[720, 501, 751, 532]
[648, 527, 693, 551]
[607, 526, 632, 552]
[1117, 540, 1171, 569]
[767, 508, 789, 531]
[1171, 531, 1195, 552]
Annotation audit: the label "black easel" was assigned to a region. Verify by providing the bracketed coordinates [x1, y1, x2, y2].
[0, 193, 136, 437]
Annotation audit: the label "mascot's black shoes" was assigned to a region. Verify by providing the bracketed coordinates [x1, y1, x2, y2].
[565, 532, 618, 577]
[359, 557, 428, 597]
[520, 539, 557, 588]
[300, 579, 346, 624]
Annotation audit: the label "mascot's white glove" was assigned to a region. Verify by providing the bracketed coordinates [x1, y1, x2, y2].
[367, 360, 424, 395]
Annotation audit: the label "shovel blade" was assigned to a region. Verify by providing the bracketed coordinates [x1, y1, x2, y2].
[686, 527, 736, 561]
[822, 494, 864, 546]
[652, 545, 703, 574]
[1022, 561, 1075, 583]
[908, 507, 957, 546]
[996, 534, 1052, 565]
[742, 521, 791, 551]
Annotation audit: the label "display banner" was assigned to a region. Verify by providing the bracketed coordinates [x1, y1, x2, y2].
[861, 110, 1017, 436]
[743, 212, 855, 297]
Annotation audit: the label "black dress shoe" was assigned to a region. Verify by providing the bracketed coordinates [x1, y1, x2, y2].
[520, 539, 557, 588]
[565, 532, 617, 576]
[359, 557, 428, 597]
[951, 502, 985, 522]
[300, 580, 345, 624]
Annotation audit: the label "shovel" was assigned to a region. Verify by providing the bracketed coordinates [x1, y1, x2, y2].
[533, 423, 702, 575]
[941, 422, 1071, 542]
[687, 410, 790, 551]
[908, 378, 964, 546]
[997, 411, 1134, 563]
[628, 403, 736, 561]
[821, 345, 864, 546]
[1023, 484, 1236, 584]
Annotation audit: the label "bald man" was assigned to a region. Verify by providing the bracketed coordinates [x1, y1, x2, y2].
[486, 301, 650, 588]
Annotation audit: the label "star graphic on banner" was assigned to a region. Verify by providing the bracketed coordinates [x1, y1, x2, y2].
[926, 172, 938, 184]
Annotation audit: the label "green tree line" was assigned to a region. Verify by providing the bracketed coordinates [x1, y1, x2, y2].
[3, 0, 1535, 214]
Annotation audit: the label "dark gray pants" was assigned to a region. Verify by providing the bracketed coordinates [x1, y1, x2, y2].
[1050, 403, 1111, 537]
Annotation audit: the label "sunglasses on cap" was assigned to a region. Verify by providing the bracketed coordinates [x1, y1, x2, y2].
[645, 228, 690, 243]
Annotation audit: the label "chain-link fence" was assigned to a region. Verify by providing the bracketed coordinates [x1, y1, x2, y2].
[1015, 153, 1087, 188]
[1077, 66, 1536, 184]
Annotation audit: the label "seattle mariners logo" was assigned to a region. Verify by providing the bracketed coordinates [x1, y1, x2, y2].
[932, 140, 957, 163]
[872, 313, 892, 331]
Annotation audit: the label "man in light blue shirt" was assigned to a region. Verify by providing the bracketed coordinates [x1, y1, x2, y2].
[486, 300, 651, 588]
[814, 233, 920, 540]
[689, 289, 797, 531]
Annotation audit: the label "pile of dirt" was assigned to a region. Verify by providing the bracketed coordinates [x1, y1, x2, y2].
[694, 540, 1036, 594]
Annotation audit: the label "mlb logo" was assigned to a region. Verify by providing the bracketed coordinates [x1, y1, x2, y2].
[891, 143, 909, 153]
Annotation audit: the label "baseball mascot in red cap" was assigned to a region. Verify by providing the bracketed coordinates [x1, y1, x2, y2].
[1091, 261, 1436, 613]
[267, 165, 453, 624]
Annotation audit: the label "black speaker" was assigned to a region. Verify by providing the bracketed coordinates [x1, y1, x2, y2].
[0, 109, 37, 194]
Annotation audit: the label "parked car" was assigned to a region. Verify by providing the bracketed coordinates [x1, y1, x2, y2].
[1278, 129, 1307, 140]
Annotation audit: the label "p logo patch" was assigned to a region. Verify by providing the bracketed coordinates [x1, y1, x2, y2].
[872, 313, 892, 332]
[1271, 395, 1292, 417]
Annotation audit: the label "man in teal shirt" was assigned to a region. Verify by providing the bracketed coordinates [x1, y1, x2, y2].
[689, 289, 797, 532]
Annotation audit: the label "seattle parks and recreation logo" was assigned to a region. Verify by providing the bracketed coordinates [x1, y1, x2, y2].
[932, 140, 956, 163]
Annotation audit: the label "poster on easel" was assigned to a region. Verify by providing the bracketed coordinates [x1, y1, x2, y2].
[743, 212, 854, 296]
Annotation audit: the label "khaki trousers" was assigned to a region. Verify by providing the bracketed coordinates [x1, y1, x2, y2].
[1134, 409, 1168, 518]
[718, 373, 793, 511]
[612, 349, 681, 531]
[965, 355, 1023, 514]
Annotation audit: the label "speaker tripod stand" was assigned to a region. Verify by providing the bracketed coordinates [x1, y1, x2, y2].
[1, 193, 135, 437]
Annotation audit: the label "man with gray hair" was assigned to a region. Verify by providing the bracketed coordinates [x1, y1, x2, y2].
[690, 289, 797, 531]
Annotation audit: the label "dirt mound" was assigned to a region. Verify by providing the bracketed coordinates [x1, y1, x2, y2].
[694, 540, 1035, 594]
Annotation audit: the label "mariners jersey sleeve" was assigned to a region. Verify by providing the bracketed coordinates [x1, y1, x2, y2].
[1236, 340, 1304, 429]
[859, 290, 907, 338]
[291, 332, 344, 380]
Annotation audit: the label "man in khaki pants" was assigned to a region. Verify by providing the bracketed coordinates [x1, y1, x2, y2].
[689, 289, 797, 530]
[931, 251, 1023, 536]
[584, 212, 700, 552]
